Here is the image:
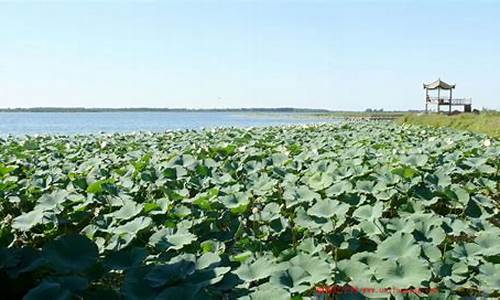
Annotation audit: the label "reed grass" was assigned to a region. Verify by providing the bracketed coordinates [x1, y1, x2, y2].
[397, 112, 500, 138]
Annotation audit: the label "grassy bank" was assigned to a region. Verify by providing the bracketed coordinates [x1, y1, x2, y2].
[398, 112, 500, 138]
[313, 111, 404, 119]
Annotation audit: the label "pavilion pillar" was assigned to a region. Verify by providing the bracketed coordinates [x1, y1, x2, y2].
[437, 88, 441, 113]
[449, 89, 452, 114]
[425, 88, 429, 113]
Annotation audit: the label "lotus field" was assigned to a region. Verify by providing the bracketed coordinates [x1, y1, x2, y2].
[0, 122, 499, 299]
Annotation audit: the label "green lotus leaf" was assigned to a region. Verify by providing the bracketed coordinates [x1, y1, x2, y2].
[294, 207, 324, 230]
[373, 189, 395, 201]
[413, 185, 439, 204]
[307, 199, 349, 219]
[195, 252, 221, 269]
[296, 237, 322, 254]
[232, 251, 253, 263]
[450, 243, 482, 266]
[0, 246, 43, 277]
[283, 185, 320, 208]
[0, 163, 16, 176]
[249, 174, 277, 195]
[181, 154, 198, 169]
[476, 263, 500, 291]
[307, 172, 333, 191]
[107, 217, 152, 250]
[374, 257, 431, 288]
[149, 228, 197, 251]
[355, 180, 376, 194]
[351, 251, 383, 266]
[449, 261, 469, 283]
[24, 281, 72, 300]
[54, 275, 89, 292]
[145, 260, 196, 288]
[443, 218, 471, 236]
[289, 253, 331, 283]
[112, 216, 152, 235]
[190, 193, 215, 211]
[358, 220, 385, 237]
[108, 199, 144, 221]
[83, 287, 120, 300]
[411, 214, 445, 244]
[472, 194, 495, 208]
[402, 154, 428, 167]
[241, 284, 290, 300]
[36, 190, 69, 211]
[435, 171, 452, 188]
[463, 157, 487, 169]
[121, 267, 160, 300]
[475, 231, 500, 256]
[189, 266, 231, 288]
[325, 181, 353, 196]
[337, 260, 370, 282]
[422, 244, 442, 262]
[375, 168, 400, 185]
[104, 247, 148, 270]
[42, 234, 98, 273]
[200, 240, 226, 255]
[376, 232, 420, 260]
[155, 284, 207, 300]
[426, 227, 446, 244]
[254, 202, 281, 222]
[196, 165, 210, 177]
[391, 166, 417, 179]
[245, 160, 264, 174]
[387, 218, 416, 234]
[271, 152, 289, 166]
[234, 256, 279, 282]
[86, 179, 111, 194]
[221, 192, 250, 213]
[353, 202, 384, 221]
[269, 266, 310, 293]
[11, 209, 45, 231]
[172, 205, 192, 218]
[450, 185, 470, 205]
[331, 165, 354, 179]
[339, 261, 385, 297]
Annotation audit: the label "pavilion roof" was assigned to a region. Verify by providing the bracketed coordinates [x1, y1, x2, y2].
[423, 79, 456, 90]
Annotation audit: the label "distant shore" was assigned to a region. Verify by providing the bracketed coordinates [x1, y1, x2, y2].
[0, 107, 332, 113]
[0, 107, 416, 118]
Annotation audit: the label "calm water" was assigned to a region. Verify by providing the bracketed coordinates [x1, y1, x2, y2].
[0, 112, 337, 135]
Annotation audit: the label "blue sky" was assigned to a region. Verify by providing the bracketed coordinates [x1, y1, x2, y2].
[1, 0, 499, 110]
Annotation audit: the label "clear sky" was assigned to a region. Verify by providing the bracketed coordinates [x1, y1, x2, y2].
[1, 0, 499, 110]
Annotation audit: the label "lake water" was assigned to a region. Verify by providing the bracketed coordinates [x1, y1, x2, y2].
[0, 112, 337, 135]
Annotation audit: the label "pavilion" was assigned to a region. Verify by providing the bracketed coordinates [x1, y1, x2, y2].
[423, 79, 472, 113]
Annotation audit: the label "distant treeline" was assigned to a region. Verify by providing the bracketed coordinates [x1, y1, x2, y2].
[0, 107, 332, 113]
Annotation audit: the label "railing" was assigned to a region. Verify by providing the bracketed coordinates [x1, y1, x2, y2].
[426, 97, 472, 105]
